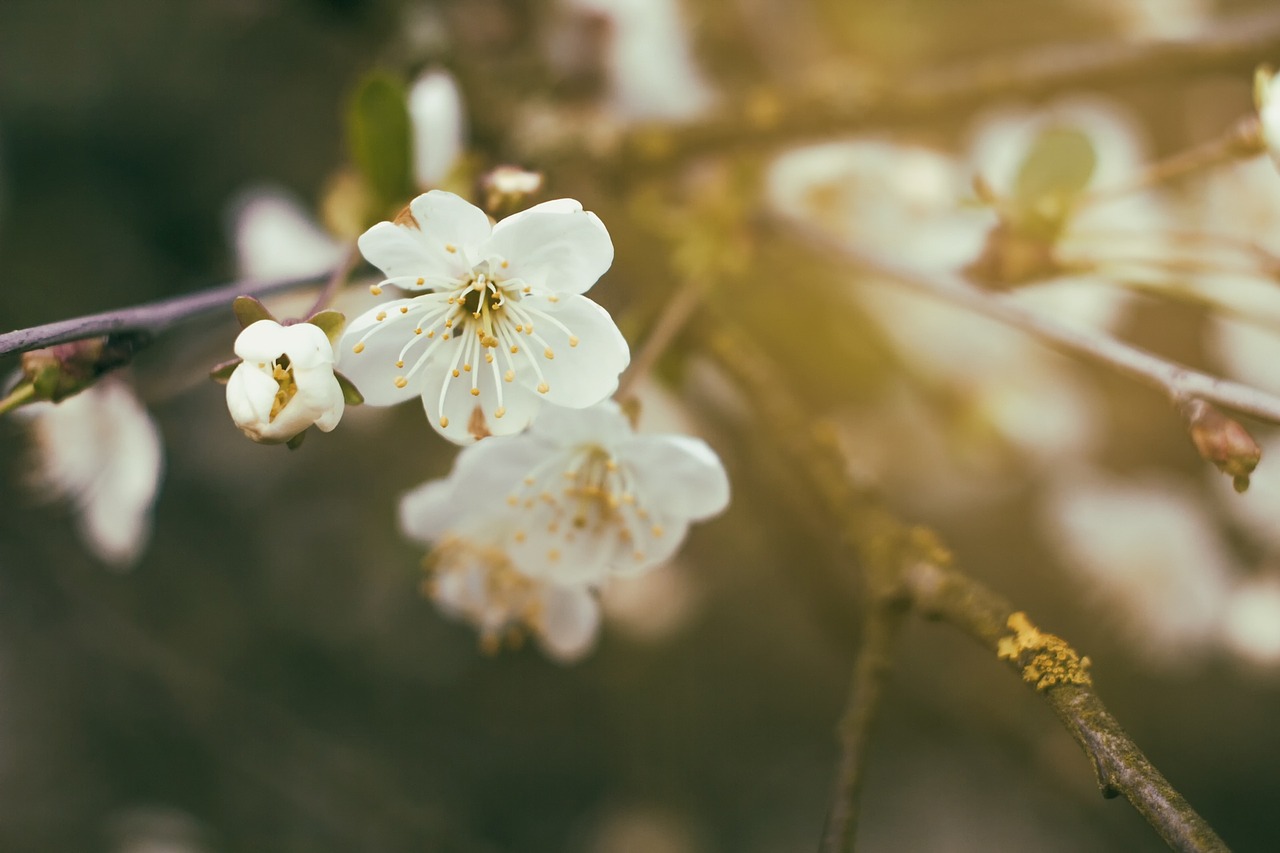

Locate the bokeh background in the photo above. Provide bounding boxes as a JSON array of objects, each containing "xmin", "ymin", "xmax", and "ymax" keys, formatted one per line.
[{"xmin": 3, "ymin": 0, "xmax": 1280, "ymax": 850}]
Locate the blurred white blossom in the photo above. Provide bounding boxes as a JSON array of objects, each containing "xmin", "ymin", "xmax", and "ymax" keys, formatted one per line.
[
  {"xmin": 1257, "ymin": 65, "xmax": 1280, "ymax": 169},
  {"xmin": 229, "ymin": 186, "xmax": 343, "ymax": 281},
  {"xmin": 339, "ymin": 191, "xmax": 628, "ymax": 444},
  {"xmin": 1220, "ymin": 576, "xmax": 1280, "ymax": 666},
  {"xmin": 562, "ymin": 0, "xmax": 715, "ymax": 121},
  {"xmin": 226, "ymin": 320, "xmax": 345, "ymax": 444},
  {"xmin": 1086, "ymin": 0, "xmax": 1211, "ymax": 42},
  {"xmin": 407, "ymin": 68, "xmax": 466, "ymax": 188},
  {"xmin": 1042, "ymin": 471, "xmax": 1232, "ymax": 664},
  {"xmin": 20, "ymin": 378, "xmax": 163, "ymax": 568},
  {"xmin": 399, "ymin": 401, "xmax": 728, "ymax": 658}
]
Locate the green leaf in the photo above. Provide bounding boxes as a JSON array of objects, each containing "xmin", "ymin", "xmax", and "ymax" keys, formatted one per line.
[
  {"xmin": 347, "ymin": 72, "xmax": 414, "ymax": 215},
  {"xmin": 307, "ymin": 310, "xmax": 347, "ymax": 346},
  {"xmin": 334, "ymin": 370, "xmax": 365, "ymax": 405},
  {"xmin": 1012, "ymin": 126, "xmax": 1097, "ymax": 236},
  {"xmin": 287, "ymin": 429, "xmax": 308, "ymax": 450},
  {"xmin": 233, "ymin": 296, "xmax": 275, "ymax": 329},
  {"xmin": 209, "ymin": 357, "xmax": 242, "ymax": 384}
]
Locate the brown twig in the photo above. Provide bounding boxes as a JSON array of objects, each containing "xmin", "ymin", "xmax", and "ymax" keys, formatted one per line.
[
  {"xmin": 905, "ymin": 561, "xmax": 1230, "ymax": 853},
  {"xmin": 0, "ymin": 272, "xmax": 325, "ymax": 358}
]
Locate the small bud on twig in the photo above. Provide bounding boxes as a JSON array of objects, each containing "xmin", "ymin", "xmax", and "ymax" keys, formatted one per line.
[
  {"xmin": 18, "ymin": 335, "xmax": 142, "ymax": 405},
  {"xmin": 1181, "ymin": 398, "xmax": 1262, "ymax": 493},
  {"xmin": 479, "ymin": 166, "xmax": 544, "ymax": 219}
]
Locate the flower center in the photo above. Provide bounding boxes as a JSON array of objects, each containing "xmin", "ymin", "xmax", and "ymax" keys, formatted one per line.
[{"xmin": 268, "ymin": 355, "xmax": 298, "ymax": 422}]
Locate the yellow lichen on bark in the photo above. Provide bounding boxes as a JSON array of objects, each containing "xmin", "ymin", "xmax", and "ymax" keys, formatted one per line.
[{"xmin": 996, "ymin": 611, "xmax": 1092, "ymax": 691}]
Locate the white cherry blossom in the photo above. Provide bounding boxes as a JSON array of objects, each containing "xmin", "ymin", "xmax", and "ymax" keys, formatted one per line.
[
  {"xmin": 226, "ymin": 319, "xmax": 345, "ymax": 444},
  {"xmin": 20, "ymin": 377, "xmax": 163, "ymax": 568},
  {"xmin": 338, "ymin": 191, "xmax": 629, "ymax": 444},
  {"xmin": 1257, "ymin": 66, "xmax": 1280, "ymax": 169}
]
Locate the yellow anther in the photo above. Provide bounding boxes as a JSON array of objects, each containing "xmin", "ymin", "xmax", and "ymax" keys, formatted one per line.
[
  {"xmin": 395, "ymin": 360, "xmax": 405, "ymax": 368},
  {"xmin": 501, "ymin": 260, "xmax": 509, "ymax": 268},
  {"xmin": 452, "ymin": 369, "xmax": 460, "ymax": 378},
  {"xmin": 445, "ymin": 244, "xmax": 457, "ymax": 253},
  {"xmin": 633, "ymin": 551, "xmax": 645, "ymax": 561},
  {"xmin": 504, "ymin": 370, "xmax": 515, "ymax": 383},
  {"xmin": 506, "ymin": 495, "xmax": 519, "ymax": 506},
  {"xmin": 442, "ymin": 332, "xmax": 451, "ymax": 340},
  {"xmin": 513, "ymin": 530, "xmax": 526, "ymax": 542},
  {"xmin": 544, "ymin": 348, "xmax": 555, "ymax": 359},
  {"xmin": 495, "ymin": 406, "xmax": 506, "ymax": 418},
  {"xmin": 537, "ymin": 382, "xmax": 549, "ymax": 394},
  {"xmin": 414, "ymin": 327, "xmax": 423, "ymax": 335},
  {"xmin": 440, "ymin": 416, "xmax": 450, "ymax": 428},
  {"xmin": 394, "ymin": 377, "xmax": 408, "ymax": 388},
  {"xmin": 569, "ymin": 336, "xmax": 580, "ymax": 347},
  {"xmin": 426, "ymin": 330, "xmax": 435, "ymax": 338},
  {"xmin": 416, "ymin": 277, "xmax": 424, "ymax": 285},
  {"xmin": 547, "ymin": 295, "xmax": 559, "ymax": 303},
  {"xmin": 470, "ymin": 387, "xmax": 480, "ymax": 397},
  {"xmin": 515, "ymin": 324, "xmax": 523, "ymax": 332},
  {"xmin": 463, "ymin": 363, "xmax": 472, "ymax": 372},
  {"xmin": 510, "ymin": 345, "xmax": 519, "ymax": 354},
  {"xmin": 548, "ymin": 549, "xmax": 561, "ymax": 561},
  {"xmin": 651, "ymin": 525, "xmax": 664, "ymax": 537},
  {"xmin": 376, "ymin": 311, "xmax": 387, "ymax": 321},
  {"xmin": 522, "ymin": 285, "xmax": 531, "ymax": 294},
  {"xmin": 485, "ymin": 352, "xmax": 494, "ymax": 364},
  {"xmin": 352, "ymin": 343, "xmax": 365, "ymax": 354},
  {"xmin": 400, "ymin": 306, "xmax": 409, "ymax": 314},
  {"xmin": 370, "ymin": 285, "xmax": 383, "ymax": 295}
]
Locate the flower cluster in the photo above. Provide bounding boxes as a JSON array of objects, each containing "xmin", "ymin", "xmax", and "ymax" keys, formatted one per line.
[{"xmin": 322, "ymin": 190, "xmax": 728, "ymax": 659}]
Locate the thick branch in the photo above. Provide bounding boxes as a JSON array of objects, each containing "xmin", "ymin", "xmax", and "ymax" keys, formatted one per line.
[
  {"xmin": 788, "ymin": 222, "xmax": 1280, "ymax": 426},
  {"xmin": 598, "ymin": 9, "xmax": 1280, "ymax": 172},
  {"xmin": 905, "ymin": 561, "xmax": 1230, "ymax": 853},
  {"xmin": 0, "ymin": 272, "xmax": 324, "ymax": 358}
]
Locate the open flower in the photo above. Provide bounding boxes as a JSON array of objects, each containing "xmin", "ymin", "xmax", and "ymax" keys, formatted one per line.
[
  {"xmin": 338, "ymin": 191, "xmax": 629, "ymax": 444},
  {"xmin": 226, "ymin": 319, "xmax": 345, "ymax": 444},
  {"xmin": 402, "ymin": 401, "xmax": 730, "ymax": 586}
]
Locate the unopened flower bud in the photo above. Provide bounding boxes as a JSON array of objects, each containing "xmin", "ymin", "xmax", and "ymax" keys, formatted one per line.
[
  {"xmin": 1182, "ymin": 398, "xmax": 1261, "ymax": 492},
  {"xmin": 20, "ymin": 335, "xmax": 141, "ymax": 403}
]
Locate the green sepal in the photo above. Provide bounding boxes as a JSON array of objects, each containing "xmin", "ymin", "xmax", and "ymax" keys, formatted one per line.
[
  {"xmin": 334, "ymin": 370, "xmax": 365, "ymax": 405},
  {"xmin": 307, "ymin": 310, "xmax": 347, "ymax": 346},
  {"xmin": 347, "ymin": 72, "xmax": 414, "ymax": 217},
  {"xmin": 286, "ymin": 429, "xmax": 308, "ymax": 450},
  {"xmin": 209, "ymin": 357, "xmax": 242, "ymax": 384},
  {"xmin": 233, "ymin": 296, "xmax": 275, "ymax": 329}
]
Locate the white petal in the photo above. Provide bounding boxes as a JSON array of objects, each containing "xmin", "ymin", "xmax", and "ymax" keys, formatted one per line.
[
  {"xmin": 225, "ymin": 363, "xmax": 278, "ymax": 428},
  {"xmin": 233, "ymin": 319, "xmax": 288, "ymax": 361},
  {"xmin": 357, "ymin": 191, "xmax": 491, "ymax": 285},
  {"xmin": 535, "ymin": 583, "xmax": 601, "ymax": 662},
  {"xmin": 398, "ymin": 478, "xmax": 460, "ymax": 543},
  {"xmin": 507, "ymin": 513, "xmax": 618, "ymax": 584},
  {"xmin": 486, "ymin": 200, "xmax": 614, "ymax": 295},
  {"xmin": 408, "ymin": 69, "xmax": 466, "ymax": 188},
  {"xmin": 418, "ymin": 343, "xmax": 544, "ymax": 444},
  {"xmin": 406, "ymin": 190, "xmax": 492, "ymax": 260},
  {"xmin": 230, "ymin": 186, "xmax": 343, "ymax": 280},
  {"xmin": 280, "ymin": 321, "xmax": 336, "ymax": 369},
  {"xmin": 291, "ymin": 365, "xmax": 345, "ymax": 432},
  {"xmin": 611, "ymin": 513, "xmax": 690, "ymax": 576},
  {"xmin": 528, "ymin": 399, "xmax": 633, "ymax": 448},
  {"xmin": 514, "ymin": 294, "xmax": 629, "ymax": 408},
  {"xmin": 620, "ymin": 435, "xmax": 730, "ymax": 521},
  {"xmin": 336, "ymin": 301, "xmax": 429, "ymax": 406}
]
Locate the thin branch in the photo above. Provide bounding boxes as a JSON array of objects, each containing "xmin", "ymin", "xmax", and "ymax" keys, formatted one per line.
[
  {"xmin": 0, "ymin": 272, "xmax": 325, "ymax": 358},
  {"xmin": 904, "ymin": 561, "xmax": 1230, "ymax": 853},
  {"xmin": 303, "ymin": 244, "xmax": 360, "ymax": 319},
  {"xmin": 784, "ymin": 220, "xmax": 1280, "ymax": 426},
  {"xmin": 821, "ymin": 598, "xmax": 909, "ymax": 853},
  {"xmin": 615, "ymin": 271, "xmax": 715, "ymax": 400}
]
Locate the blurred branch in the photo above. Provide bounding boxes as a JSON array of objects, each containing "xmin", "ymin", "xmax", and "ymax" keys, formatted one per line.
[
  {"xmin": 904, "ymin": 561, "xmax": 1230, "ymax": 853},
  {"xmin": 783, "ymin": 220, "xmax": 1280, "ymax": 426},
  {"xmin": 705, "ymin": 322, "xmax": 1228, "ymax": 853},
  {"xmin": 821, "ymin": 596, "xmax": 909, "ymax": 853},
  {"xmin": 596, "ymin": 8, "xmax": 1280, "ymax": 172},
  {"xmin": 0, "ymin": 272, "xmax": 326, "ymax": 358}
]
